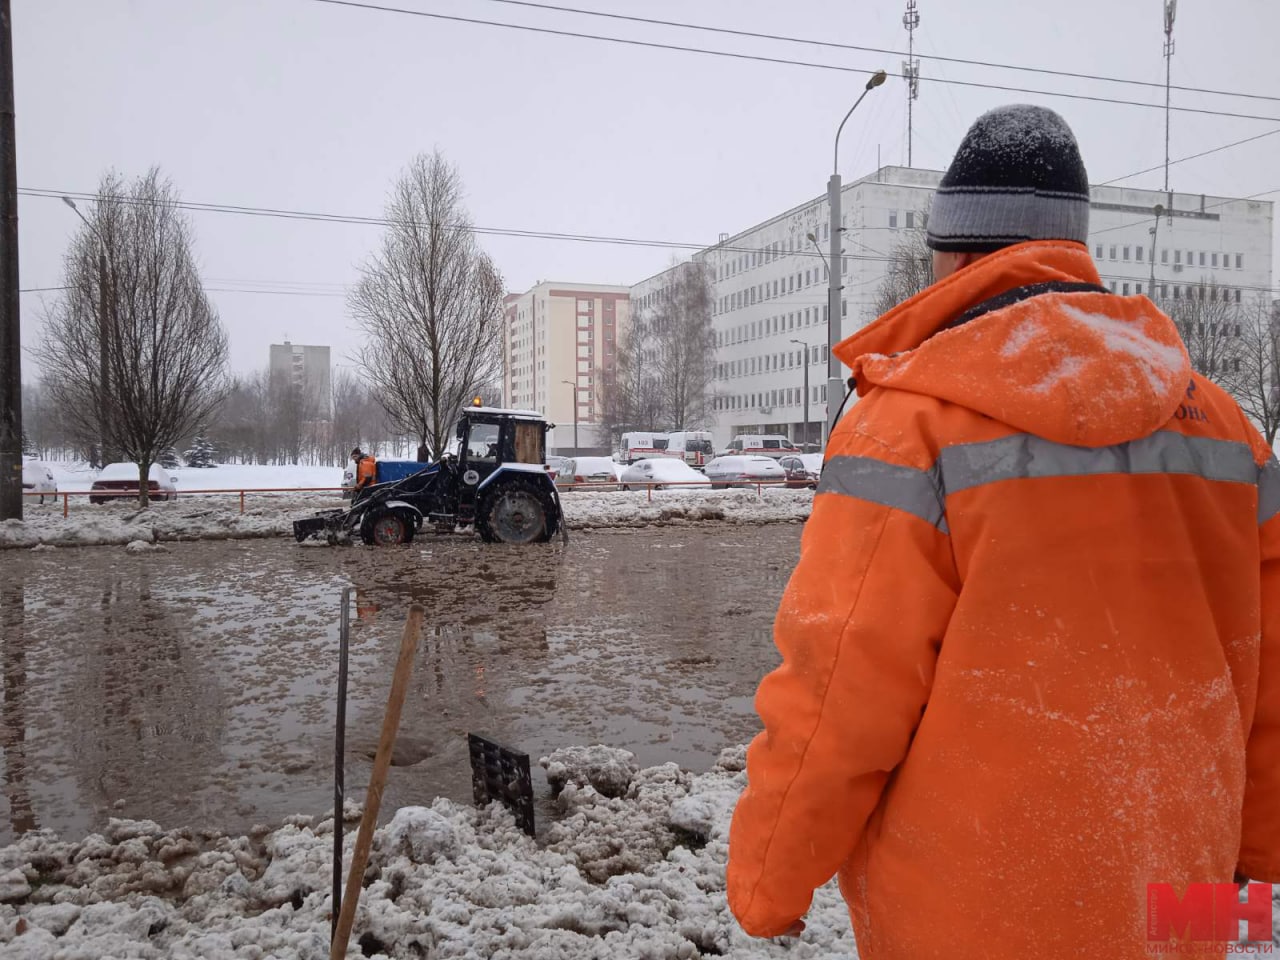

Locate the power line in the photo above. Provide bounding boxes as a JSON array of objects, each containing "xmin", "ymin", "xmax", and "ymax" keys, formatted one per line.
[
  {"xmin": 475, "ymin": 0, "xmax": 1280, "ymax": 105},
  {"xmin": 1100, "ymin": 128, "xmax": 1280, "ymax": 186},
  {"xmin": 303, "ymin": 0, "xmax": 1280, "ymax": 125}
]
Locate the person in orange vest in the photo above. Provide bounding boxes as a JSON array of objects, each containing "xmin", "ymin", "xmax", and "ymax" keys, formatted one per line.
[
  {"xmin": 727, "ymin": 104, "xmax": 1279, "ymax": 958},
  {"xmin": 350, "ymin": 447, "xmax": 377, "ymax": 502}
]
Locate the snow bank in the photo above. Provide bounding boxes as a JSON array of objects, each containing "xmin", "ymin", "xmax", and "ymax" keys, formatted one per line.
[
  {"xmin": 2, "ymin": 487, "xmax": 812, "ymax": 550},
  {"xmin": 0, "ymin": 748, "xmax": 860, "ymax": 959}
]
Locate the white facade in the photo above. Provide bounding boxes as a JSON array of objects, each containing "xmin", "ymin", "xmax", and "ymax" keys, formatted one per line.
[{"xmin": 694, "ymin": 166, "xmax": 1273, "ymax": 449}]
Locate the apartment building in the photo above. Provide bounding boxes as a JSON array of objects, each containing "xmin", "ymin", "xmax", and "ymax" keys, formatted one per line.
[
  {"xmin": 268, "ymin": 341, "xmax": 331, "ymax": 416},
  {"xmin": 502, "ymin": 282, "xmax": 631, "ymax": 451},
  {"xmin": 701, "ymin": 165, "xmax": 1273, "ymax": 449}
]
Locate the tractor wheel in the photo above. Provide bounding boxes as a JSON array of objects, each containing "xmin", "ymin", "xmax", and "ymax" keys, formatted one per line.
[
  {"xmin": 477, "ymin": 479, "xmax": 555, "ymax": 545},
  {"xmin": 360, "ymin": 509, "xmax": 416, "ymax": 546}
]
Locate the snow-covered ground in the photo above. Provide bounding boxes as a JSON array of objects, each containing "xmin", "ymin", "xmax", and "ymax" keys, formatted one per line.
[
  {"xmin": 3, "ymin": 468, "xmax": 812, "ymax": 550},
  {"xmin": 0, "ymin": 746, "xmax": 859, "ymax": 959},
  {"xmin": 45, "ymin": 461, "xmax": 344, "ymax": 494}
]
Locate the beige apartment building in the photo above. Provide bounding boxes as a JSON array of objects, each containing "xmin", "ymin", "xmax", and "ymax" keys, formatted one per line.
[{"xmin": 503, "ymin": 282, "xmax": 631, "ymax": 451}]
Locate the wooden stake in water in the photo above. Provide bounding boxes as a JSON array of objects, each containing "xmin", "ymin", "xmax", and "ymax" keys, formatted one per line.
[
  {"xmin": 330, "ymin": 587, "xmax": 351, "ymax": 941},
  {"xmin": 329, "ymin": 603, "xmax": 423, "ymax": 960}
]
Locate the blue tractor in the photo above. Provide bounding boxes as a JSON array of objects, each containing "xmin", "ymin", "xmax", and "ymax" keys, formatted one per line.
[{"xmin": 293, "ymin": 406, "xmax": 564, "ymax": 546}]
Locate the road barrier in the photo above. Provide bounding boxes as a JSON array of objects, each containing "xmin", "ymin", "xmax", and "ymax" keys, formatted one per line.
[{"xmin": 21, "ymin": 478, "xmax": 810, "ymax": 518}]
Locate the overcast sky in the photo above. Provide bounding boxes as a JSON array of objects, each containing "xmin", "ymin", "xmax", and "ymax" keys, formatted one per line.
[{"xmin": 16, "ymin": 0, "xmax": 1280, "ymax": 374}]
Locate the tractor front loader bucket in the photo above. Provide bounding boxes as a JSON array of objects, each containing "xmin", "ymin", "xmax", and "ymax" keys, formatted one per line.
[{"xmin": 293, "ymin": 509, "xmax": 348, "ymax": 543}]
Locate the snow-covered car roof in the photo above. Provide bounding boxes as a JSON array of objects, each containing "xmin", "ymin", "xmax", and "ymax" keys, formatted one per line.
[
  {"xmin": 568, "ymin": 457, "xmax": 617, "ymax": 472},
  {"xmin": 98, "ymin": 462, "xmax": 168, "ymax": 481},
  {"xmin": 623, "ymin": 459, "xmax": 707, "ymax": 481},
  {"xmin": 468, "ymin": 406, "xmax": 546, "ymax": 420},
  {"xmin": 707, "ymin": 455, "xmax": 782, "ymax": 468}
]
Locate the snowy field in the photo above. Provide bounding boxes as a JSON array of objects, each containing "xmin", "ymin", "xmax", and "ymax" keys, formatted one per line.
[
  {"xmin": 4, "ymin": 461, "xmax": 812, "ymax": 550},
  {"xmin": 0, "ymin": 747, "xmax": 861, "ymax": 960}
]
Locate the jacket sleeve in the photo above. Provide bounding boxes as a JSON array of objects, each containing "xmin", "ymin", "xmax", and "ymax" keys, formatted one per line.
[
  {"xmin": 726, "ymin": 424, "xmax": 960, "ymax": 938},
  {"xmin": 1240, "ymin": 453, "xmax": 1280, "ymax": 881}
]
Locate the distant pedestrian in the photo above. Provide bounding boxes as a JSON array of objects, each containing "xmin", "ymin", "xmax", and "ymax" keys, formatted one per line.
[
  {"xmin": 350, "ymin": 447, "xmax": 377, "ymax": 502},
  {"xmin": 727, "ymin": 104, "xmax": 1279, "ymax": 958}
]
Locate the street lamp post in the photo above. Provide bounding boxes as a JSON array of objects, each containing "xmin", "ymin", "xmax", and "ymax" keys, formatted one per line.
[
  {"xmin": 1149, "ymin": 203, "xmax": 1165, "ymax": 297},
  {"xmin": 826, "ymin": 69, "xmax": 887, "ymax": 446},
  {"xmin": 560, "ymin": 379, "xmax": 578, "ymax": 452},
  {"xmin": 789, "ymin": 338, "xmax": 810, "ymax": 450},
  {"xmin": 62, "ymin": 196, "xmax": 112, "ymax": 466}
]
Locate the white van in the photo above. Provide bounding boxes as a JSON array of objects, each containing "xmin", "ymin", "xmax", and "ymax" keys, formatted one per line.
[
  {"xmin": 665, "ymin": 431, "xmax": 716, "ymax": 467},
  {"xmin": 721, "ymin": 434, "xmax": 801, "ymax": 459},
  {"xmin": 619, "ymin": 432, "xmax": 670, "ymax": 464}
]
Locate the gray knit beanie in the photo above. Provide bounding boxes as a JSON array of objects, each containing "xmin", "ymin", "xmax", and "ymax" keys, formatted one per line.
[{"xmin": 926, "ymin": 104, "xmax": 1090, "ymax": 253}]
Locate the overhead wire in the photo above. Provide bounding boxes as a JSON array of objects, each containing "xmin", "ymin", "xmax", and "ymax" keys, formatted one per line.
[
  {"xmin": 472, "ymin": 0, "xmax": 1280, "ymax": 105},
  {"xmin": 303, "ymin": 0, "xmax": 1280, "ymax": 125}
]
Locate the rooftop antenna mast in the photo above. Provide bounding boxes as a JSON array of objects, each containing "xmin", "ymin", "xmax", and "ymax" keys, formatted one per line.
[
  {"xmin": 1163, "ymin": 0, "xmax": 1176, "ymax": 194},
  {"xmin": 903, "ymin": 0, "xmax": 921, "ymax": 167}
]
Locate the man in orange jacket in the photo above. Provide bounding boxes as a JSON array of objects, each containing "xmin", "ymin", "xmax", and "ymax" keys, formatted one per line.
[
  {"xmin": 727, "ymin": 104, "xmax": 1279, "ymax": 958},
  {"xmin": 351, "ymin": 447, "xmax": 377, "ymax": 502}
]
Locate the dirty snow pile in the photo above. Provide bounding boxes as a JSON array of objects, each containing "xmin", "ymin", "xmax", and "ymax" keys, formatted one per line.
[
  {"xmin": 1, "ymin": 488, "xmax": 812, "ymax": 550},
  {"xmin": 0, "ymin": 746, "xmax": 859, "ymax": 959}
]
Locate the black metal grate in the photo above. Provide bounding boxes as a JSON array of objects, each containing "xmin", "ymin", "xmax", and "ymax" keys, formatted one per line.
[{"xmin": 467, "ymin": 733, "xmax": 535, "ymax": 837}]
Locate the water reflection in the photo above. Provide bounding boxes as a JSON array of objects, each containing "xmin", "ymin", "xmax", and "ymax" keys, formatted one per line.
[{"xmin": 0, "ymin": 577, "xmax": 36, "ymax": 836}]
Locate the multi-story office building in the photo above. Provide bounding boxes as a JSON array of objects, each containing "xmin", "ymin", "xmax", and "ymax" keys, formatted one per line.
[
  {"xmin": 699, "ymin": 166, "xmax": 1273, "ymax": 449},
  {"xmin": 502, "ymin": 282, "xmax": 631, "ymax": 451}
]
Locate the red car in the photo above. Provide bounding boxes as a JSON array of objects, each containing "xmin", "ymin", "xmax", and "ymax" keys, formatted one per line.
[{"xmin": 778, "ymin": 454, "xmax": 823, "ymax": 489}]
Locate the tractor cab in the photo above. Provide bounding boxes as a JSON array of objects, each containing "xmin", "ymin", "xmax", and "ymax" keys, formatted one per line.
[{"xmin": 454, "ymin": 407, "xmax": 549, "ymax": 485}]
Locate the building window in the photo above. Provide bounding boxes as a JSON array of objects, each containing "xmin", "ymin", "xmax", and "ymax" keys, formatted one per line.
[
  {"xmin": 1123, "ymin": 246, "xmax": 1130, "ymax": 261},
  {"xmin": 841, "ymin": 299, "xmax": 848, "ymax": 317},
  {"xmin": 1095, "ymin": 244, "xmax": 1103, "ymax": 259},
  {"xmin": 1161, "ymin": 284, "xmax": 1168, "ymax": 298},
  {"xmin": 1212, "ymin": 253, "xmax": 1219, "ymax": 267},
  {"xmin": 1135, "ymin": 283, "xmax": 1143, "ymax": 296},
  {"xmin": 1122, "ymin": 282, "xmax": 1130, "ymax": 295},
  {"xmin": 1175, "ymin": 250, "xmax": 1182, "ymax": 264},
  {"xmin": 1109, "ymin": 246, "xmax": 1117, "ymax": 260},
  {"xmin": 905, "ymin": 211, "xmax": 915, "ymax": 229},
  {"xmin": 1235, "ymin": 289, "xmax": 1242, "ymax": 303},
  {"xmin": 1136, "ymin": 246, "xmax": 1144, "ymax": 262},
  {"xmin": 1161, "ymin": 249, "xmax": 1168, "ymax": 264},
  {"xmin": 1199, "ymin": 252, "xmax": 1206, "ymax": 266},
  {"xmin": 1236, "ymin": 254, "xmax": 1244, "ymax": 269},
  {"xmin": 889, "ymin": 211, "xmax": 898, "ymax": 228}
]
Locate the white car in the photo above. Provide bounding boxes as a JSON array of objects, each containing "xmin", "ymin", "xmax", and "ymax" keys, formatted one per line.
[
  {"xmin": 554, "ymin": 456, "xmax": 621, "ymax": 491},
  {"xmin": 22, "ymin": 460, "xmax": 57, "ymax": 504},
  {"xmin": 619, "ymin": 458, "xmax": 710, "ymax": 491},
  {"xmin": 90, "ymin": 462, "xmax": 180, "ymax": 504},
  {"xmin": 703, "ymin": 455, "xmax": 786, "ymax": 489}
]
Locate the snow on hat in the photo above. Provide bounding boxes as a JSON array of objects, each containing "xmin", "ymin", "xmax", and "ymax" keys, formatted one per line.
[{"xmin": 926, "ymin": 104, "xmax": 1090, "ymax": 253}]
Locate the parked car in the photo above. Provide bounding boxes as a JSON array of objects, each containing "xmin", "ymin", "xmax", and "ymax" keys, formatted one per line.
[
  {"xmin": 554, "ymin": 456, "xmax": 620, "ymax": 491},
  {"xmin": 544, "ymin": 455, "xmax": 569, "ymax": 481},
  {"xmin": 703, "ymin": 455, "xmax": 786, "ymax": 489},
  {"xmin": 341, "ymin": 461, "xmax": 356, "ymax": 499},
  {"xmin": 22, "ymin": 460, "xmax": 57, "ymax": 504},
  {"xmin": 664, "ymin": 431, "xmax": 716, "ymax": 467},
  {"xmin": 89, "ymin": 462, "xmax": 179, "ymax": 504},
  {"xmin": 721, "ymin": 434, "xmax": 801, "ymax": 459},
  {"xmin": 619, "ymin": 457, "xmax": 710, "ymax": 491},
  {"xmin": 779, "ymin": 453, "xmax": 824, "ymax": 489}
]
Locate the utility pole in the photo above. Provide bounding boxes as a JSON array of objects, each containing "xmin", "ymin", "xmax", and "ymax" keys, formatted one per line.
[
  {"xmin": 790, "ymin": 339, "xmax": 809, "ymax": 450},
  {"xmin": 1149, "ymin": 204, "xmax": 1164, "ymax": 298},
  {"xmin": 0, "ymin": 0, "xmax": 20, "ymax": 521},
  {"xmin": 1163, "ymin": 0, "xmax": 1177, "ymax": 194},
  {"xmin": 827, "ymin": 70, "xmax": 888, "ymax": 448},
  {"xmin": 903, "ymin": 0, "xmax": 921, "ymax": 168},
  {"xmin": 561, "ymin": 379, "xmax": 577, "ymax": 452}
]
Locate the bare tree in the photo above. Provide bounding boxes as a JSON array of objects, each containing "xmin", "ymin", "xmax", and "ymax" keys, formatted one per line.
[
  {"xmin": 1162, "ymin": 281, "xmax": 1245, "ymax": 394},
  {"xmin": 38, "ymin": 170, "xmax": 228, "ymax": 504},
  {"xmin": 351, "ymin": 152, "xmax": 504, "ymax": 459},
  {"xmin": 873, "ymin": 207, "xmax": 934, "ymax": 316},
  {"xmin": 596, "ymin": 316, "xmax": 662, "ymax": 448},
  {"xmin": 648, "ymin": 261, "xmax": 716, "ymax": 430},
  {"xmin": 1231, "ymin": 296, "xmax": 1280, "ymax": 446}
]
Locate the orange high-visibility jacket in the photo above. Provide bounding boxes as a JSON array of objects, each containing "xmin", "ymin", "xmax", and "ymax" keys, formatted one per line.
[
  {"xmin": 355, "ymin": 456, "xmax": 377, "ymax": 489},
  {"xmin": 727, "ymin": 241, "xmax": 1280, "ymax": 958}
]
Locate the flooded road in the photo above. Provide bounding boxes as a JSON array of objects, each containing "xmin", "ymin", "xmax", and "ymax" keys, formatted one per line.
[{"xmin": 0, "ymin": 526, "xmax": 801, "ymax": 845}]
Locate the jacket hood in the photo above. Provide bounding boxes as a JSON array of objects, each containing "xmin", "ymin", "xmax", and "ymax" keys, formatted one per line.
[{"xmin": 835, "ymin": 241, "xmax": 1192, "ymax": 448}]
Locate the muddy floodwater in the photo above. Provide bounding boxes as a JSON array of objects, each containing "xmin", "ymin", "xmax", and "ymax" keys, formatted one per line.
[{"xmin": 0, "ymin": 526, "xmax": 801, "ymax": 845}]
